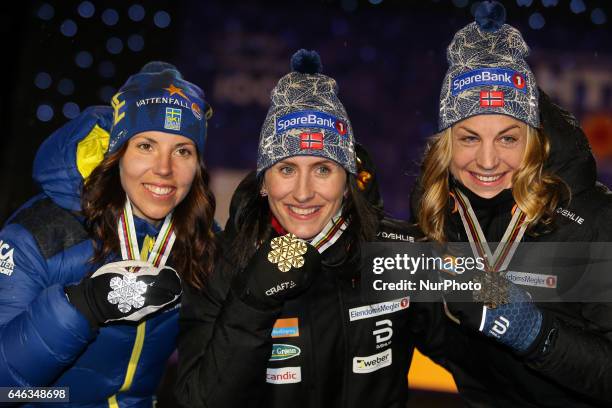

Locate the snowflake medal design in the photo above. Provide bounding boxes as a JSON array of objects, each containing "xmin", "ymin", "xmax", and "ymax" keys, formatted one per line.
[
  {"xmin": 107, "ymin": 273, "xmax": 148, "ymax": 313},
  {"xmin": 267, "ymin": 233, "xmax": 308, "ymax": 272},
  {"xmin": 473, "ymin": 271, "xmax": 510, "ymax": 309}
]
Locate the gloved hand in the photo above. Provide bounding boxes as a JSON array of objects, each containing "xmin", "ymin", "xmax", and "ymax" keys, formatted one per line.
[
  {"xmin": 443, "ymin": 269, "xmax": 543, "ymax": 353},
  {"xmin": 236, "ymin": 233, "xmax": 321, "ymax": 308},
  {"xmin": 65, "ymin": 260, "xmax": 182, "ymax": 328}
]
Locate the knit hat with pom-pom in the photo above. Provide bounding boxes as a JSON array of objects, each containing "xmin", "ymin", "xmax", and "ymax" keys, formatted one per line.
[
  {"xmin": 108, "ymin": 61, "xmax": 211, "ymax": 154},
  {"xmin": 438, "ymin": 0, "xmax": 539, "ymax": 131},
  {"xmin": 257, "ymin": 49, "xmax": 356, "ymax": 175}
]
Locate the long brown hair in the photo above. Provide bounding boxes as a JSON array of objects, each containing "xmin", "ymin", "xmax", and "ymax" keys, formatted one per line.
[
  {"xmin": 81, "ymin": 145, "xmax": 216, "ymax": 289},
  {"xmin": 417, "ymin": 126, "xmax": 568, "ymax": 242}
]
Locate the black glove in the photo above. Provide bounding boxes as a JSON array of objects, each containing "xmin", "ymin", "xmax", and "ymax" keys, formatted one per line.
[
  {"xmin": 66, "ymin": 260, "xmax": 182, "ymax": 328},
  {"xmin": 236, "ymin": 233, "xmax": 321, "ymax": 308}
]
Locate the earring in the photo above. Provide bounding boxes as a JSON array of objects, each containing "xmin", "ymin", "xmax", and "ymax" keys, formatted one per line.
[{"xmin": 260, "ymin": 189, "xmax": 268, "ymax": 197}]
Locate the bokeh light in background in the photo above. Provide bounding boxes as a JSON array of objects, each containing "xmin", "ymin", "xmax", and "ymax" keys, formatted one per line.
[
  {"xmin": 62, "ymin": 102, "xmax": 81, "ymax": 119},
  {"xmin": 101, "ymin": 8, "xmax": 119, "ymax": 26},
  {"xmin": 128, "ymin": 4, "xmax": 146, "ymax": 22},
  {"xmin": 60, "ymin": 19, "xmax": 77, "ymax": 37},
  {"xmin": 37, "ymin": 3, "xmax": 54, "ymax": 20},
  {"xmin": 34, "ymin": 72, "xmax": 52, "ymax": 89},
  {"xmin": 75, "ymin": 51, "xmax": 93, "ymax": 68},
  {"xmin": 57, "ymin": 78, "xmax": 75, "ymax": 96},
  {"xmin": 153, "ymin": 11, "xmax": 171, "ymax": 28},
  {"xmin": 570, "ymin": 0, "xmax": 586, "ymax": 14},
  {"xmin": 529, "ymin": 12, "xmax": 546, "ymax": 29},
  {"xmin": 591, "ymin": 8, "xmax": 607, "ymax": 25},
  {"xmin": 36, "ymin": 104, "xmax": 54, "ymax": 122},
  {"xmin": 127, "ymin": 34, "xmax": 145, "ymax": 52},
  {"xmin": 106, "ymin": 37, "xmax": 123, "ymax": 54},
  {"xmin": 5, "ymin": 0, "xmax": 612, "ymax": 227},
  {"xmin": 77, "ymin": 1, "xmax": 95, "ymax": 18}
]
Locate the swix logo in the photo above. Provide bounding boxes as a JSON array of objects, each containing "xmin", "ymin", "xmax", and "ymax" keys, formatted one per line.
[
  {"xmin": 0, "ymin": 240, "xmax": 15, "ymax": 276},
  {"xmin": 373, "ymin": 319, "xmax": 393, "ymax": 349},
  {"xmin": 489, "ymin": 316, "xmax": 510, "ymax": 338}
]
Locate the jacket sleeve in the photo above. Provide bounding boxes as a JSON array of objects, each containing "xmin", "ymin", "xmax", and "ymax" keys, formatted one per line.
[
  {"xmin": 524, "ymin": 223, "xmax": 612, "ymax": 403},
  {"xmin": 0, "ymin": 223, "xmax": 95, "ymax": 386},
  {"xmin": 524, "ymin": 305, "xmax": 612, "ymax": 403},
  {"xmin": 175, "ymin": 256, "xmax": 281, "ymax": 408}
]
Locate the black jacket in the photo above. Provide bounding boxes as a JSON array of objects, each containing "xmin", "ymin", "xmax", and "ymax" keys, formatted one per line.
[
  {"xmin": 418, "ymin": 92, "xmax": 612, "ymax": 407},
  {"xmin": 174, "ymin": 193, "xmax": 442, "ymax": 407}
]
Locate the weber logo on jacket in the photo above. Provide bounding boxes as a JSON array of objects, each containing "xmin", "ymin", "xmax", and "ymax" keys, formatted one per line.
[{"xmin": 353, "ymin": 349, "xmax": 392, "ymax": 374}]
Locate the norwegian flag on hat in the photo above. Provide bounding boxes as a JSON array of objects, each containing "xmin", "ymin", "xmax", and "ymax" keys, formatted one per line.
[
  {"xmin": 480, "ymin": 90, "xmax": 504, "ymax": 107},
  {"xmin": 299, "ymin": 132, "xmax": 324, "ymax": 150}
]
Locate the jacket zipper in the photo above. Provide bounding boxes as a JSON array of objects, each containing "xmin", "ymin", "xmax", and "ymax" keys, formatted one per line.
[
  {"xmin": 337, "ymin": 280, "xmax": 351, "ymax": 408},
  {"xmin": 107, "ymin": 320, "xmax": 147, "ymax": 407}
]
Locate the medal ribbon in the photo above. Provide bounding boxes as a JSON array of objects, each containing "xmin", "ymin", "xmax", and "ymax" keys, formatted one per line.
[
  {"xmin": 309, "ymin": 207, "xmax": 348, "ymax": 254},
  {"xmin": 117, "ymin": 198, "xmax": 176, "ymax": 267},
  {"xmin": 453, "ymin": 188, "xmax": 528, "ymax": 272}
]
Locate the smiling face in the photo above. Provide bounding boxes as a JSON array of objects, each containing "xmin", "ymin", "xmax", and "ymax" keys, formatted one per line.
[
  {"xmin": 450, "ymin": 114, "xmax": 528, "ymax": 199},
  {"xmin": 119, "ymin": 131, "xmax": 198, "ymax": 225},
  {"xmin": 263, "ymin": 156, "xmax": 347, "ymax": 240}
]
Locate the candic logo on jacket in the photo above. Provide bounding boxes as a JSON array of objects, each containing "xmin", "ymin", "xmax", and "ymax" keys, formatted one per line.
[
  {"xmin": 266, "ymin": 367, "xmax": 302, "ymax": 384},
  {"xmin": 0, "ymin": 240, "xmax": 15, "ymax": 276},
  {"xmin": 352, "ymin": 349, "xmax": 392, "ymax": 374}
]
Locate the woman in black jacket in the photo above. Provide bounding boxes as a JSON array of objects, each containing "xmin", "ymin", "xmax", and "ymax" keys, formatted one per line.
[
  {"xmin": 413, "ymin": 2, "xmax": 612, "ymax": 406},
  {"xmin": 175, "ymin": 50, "xmax": 437, "ymax": 408}
]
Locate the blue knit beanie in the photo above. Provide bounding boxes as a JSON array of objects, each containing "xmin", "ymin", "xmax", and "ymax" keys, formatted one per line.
[
  {"xmin": 109, "ymin": 61, "xmax": 211, "ymax": 154},
  {"xmin": 257, "ymin": 49, "xmax": 357, "ymax": 175},
  {"xmin": 438, "ymin": 1, "xmax": 539, "ymax": 131}
]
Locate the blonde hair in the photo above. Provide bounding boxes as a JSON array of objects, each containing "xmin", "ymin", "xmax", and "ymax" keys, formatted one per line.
[{"xmin": 417, "ymin": 126, "xmax": 568, "ymax": 242}]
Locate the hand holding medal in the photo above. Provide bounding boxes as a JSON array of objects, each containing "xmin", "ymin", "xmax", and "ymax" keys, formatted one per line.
[{"xmin": 65, "ymin": 260, "xmax": 181, "ymax": 327}]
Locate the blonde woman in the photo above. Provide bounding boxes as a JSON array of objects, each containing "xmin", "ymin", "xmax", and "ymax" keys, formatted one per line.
[{"xmin": 413, "ymin": 2, "xmax": 612, "ymax": 406}]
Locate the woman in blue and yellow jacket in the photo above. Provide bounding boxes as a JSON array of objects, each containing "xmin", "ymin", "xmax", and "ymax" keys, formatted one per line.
[{"xmin": 0, "ymin": 62, "xmax": 216, "ymax": 407}]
